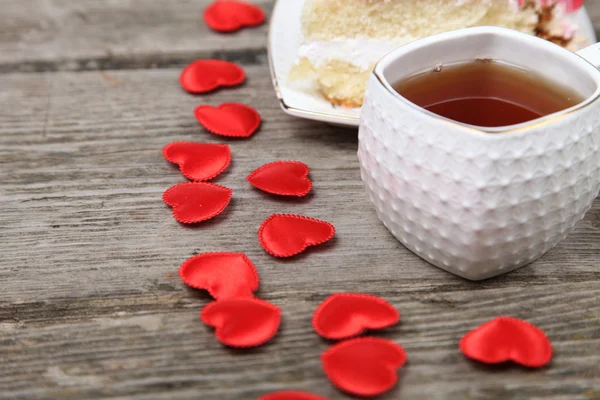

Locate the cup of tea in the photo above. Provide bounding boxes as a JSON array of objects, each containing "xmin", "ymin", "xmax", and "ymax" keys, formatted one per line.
[{"xmin": 358, "ymin": 26, "xmax": 600, "ymax": 280}]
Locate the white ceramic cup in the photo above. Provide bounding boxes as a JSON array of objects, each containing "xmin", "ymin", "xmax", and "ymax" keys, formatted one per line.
[{"xmin": 358, "ymin": 26, "xmax": 600, "ymax": 280}]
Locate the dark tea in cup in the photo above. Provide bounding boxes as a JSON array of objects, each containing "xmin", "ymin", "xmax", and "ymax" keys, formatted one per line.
[{"xmin": 393, "ymin": 60, "xmax": 584, "ymax": 128}]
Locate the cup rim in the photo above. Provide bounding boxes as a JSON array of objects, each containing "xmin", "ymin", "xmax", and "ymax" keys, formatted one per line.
[{"xmin": 372, "ymin": 26, "xmax": 600, "ymax": 136}]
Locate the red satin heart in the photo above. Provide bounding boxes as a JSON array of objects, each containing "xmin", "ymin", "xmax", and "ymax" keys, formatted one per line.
[
  {"xmin": 247, "ymin": 161, "xmax": 312, "ymax": 197},
  {"xmin": 201, "ymin": 298, "xmax": 281, "ymax": 348},
  {"xmin": 258, "ymin": 214, "xmax": 335, "ymax": 257},
  {"xmin": 180, "ymin": 60, "xmax": 245, "ymax": 94},
  {"xmin": 204, "ymin": 0, "xmax": 266, "ymax": 32},
  {"xmin": 313, "ymin": 293, "xmax": 399, "ymax": 340},
  {"xmin": 163, "ymin": 182, "xmax": 232, "ymax": 223},
  {"xmin": 258, "ymin": 391, "xmax": 330, "ymax": 400},
  {"xmin": 322, "ymin": 337, "xmax": 407, "ymax": 397},
  {"xmin": 163, "ymin": 142, "xmax": 231, "ymax": 181},
  {"xmin": 179, "ymin": 252, "xmax": 259, "ymax": 300},
  {"xmin": 195, "ymin": 103, "xmax": 261, "ymax": 138},
  {"xmin": 459, "ymin": 316, "xmax": 553, "ymax": 367}
]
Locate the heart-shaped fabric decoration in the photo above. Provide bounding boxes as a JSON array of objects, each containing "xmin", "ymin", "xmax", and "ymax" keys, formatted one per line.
[
  {"xmin": 459, "ymin": 316, "xmax": 552, "ymax": 367},
  {"xmin": 179, "ymin": 252, "xmax": 259, "ymax": 300},
  {"xmin": 247, "ymin": 161, "xmax": 312, "ymax": 197},
  {"xmin": 180, "ymin": 60, "xmax": 245, "ymax": 94},
  {"xmin": 321, "ymin": 337, "xmax": 407, "ymax": 397},
  {"xmin": 258, "ymin": 391, "xmax": 330, "ymax": 400},
  {"xmin": 204, "ymin": 0, "xmax": 266, "ymax": 32},
  {"xmin": 313, "ymin": 293, "xmax": 399, "ymax": 340},
  {"xmin": 195, "ymin": 103, "xmax": 261, "ymax": 138},
  {"xmin": 163, "ymin": 182, "xmax": 232, "ymax": 223},
  {"xmin": 163, "ymin": 142, "xmax": 231, "ymax": 181},
  {"xmin": 258, "ymin": 214, "xmax": 335, "ymax": 257},
  {"xmin": 201, "ymin": 298, "xmax": 281, "ymax": 348}
]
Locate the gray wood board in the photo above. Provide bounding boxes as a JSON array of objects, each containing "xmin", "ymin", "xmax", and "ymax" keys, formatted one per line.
[
  {"xmin": 0, "ymin": 0, "xmax": 275, "ymax": 72},
  {"xmin": 1, "ymin": 0, "xmax": 600, "ymax": 74},
  {"xmin": 2, "ymin": 0, "xmax": 600, "ymax": 398},
  {"xmin": 1, "ymin": 66, "xmax": 599, "ymax": 400}
]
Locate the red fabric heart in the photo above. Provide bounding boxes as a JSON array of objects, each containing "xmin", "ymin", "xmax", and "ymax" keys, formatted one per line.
[
  {"xmin": 313, "ymin": 293, "xmax": 399, "ymax": 340},
  {"xmin": 179, "ymin": 252, "xmax": 259, "ymax": 300},
  {"xmin": 201, "ymin": 298, "xmax": 281, "ymax": 348},
  {"xmin": 321, "ymin": 337, "xmax": 407, "ymax": 397},
  {"xmin": 180, "ymin": 60, "xmax": 245, "ymax": 94},
  {"xmin": 163, "ymin": 142, "xmax": 231, "ymax": 181},
  {"xmin": 459, "ymin": 316, "xmax": 553, "ymax": 367},
  {"xmin": 258, "ymin": 391, "xmax": 330, "ymax": 400},
  {"xmin": 195, "ymin": 103, "xmax": 261, "ymax": 138},
  {"xmin": 258, "ymin": 214, "xmax": 335, "ymax": 258},
  {"xmin": 247, "ymin": 161, "xmax": 312, "ymax": 197},
  {"xmin": 204, "ymin": 0, "xmax": 266, "ymax": 33},
  {"xmin": 163, "ymin": 182, "xmax": 232, "ymax": 223}
]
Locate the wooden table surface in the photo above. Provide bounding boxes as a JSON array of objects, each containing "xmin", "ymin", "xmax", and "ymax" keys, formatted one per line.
[{"xmin": 1, "ymin": 1, "xmax": 599, "ymax": 399}]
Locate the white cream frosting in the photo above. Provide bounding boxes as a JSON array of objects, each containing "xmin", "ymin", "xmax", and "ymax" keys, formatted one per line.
[{"xmin": 297, "ymin": 37, "xmax": 410, "ymax": 70}]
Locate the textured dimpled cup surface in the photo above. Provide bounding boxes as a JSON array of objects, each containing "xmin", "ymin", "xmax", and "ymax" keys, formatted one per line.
[{"xmin": 358, "ymin": 27, "xmax": 600, "ymax": 280}]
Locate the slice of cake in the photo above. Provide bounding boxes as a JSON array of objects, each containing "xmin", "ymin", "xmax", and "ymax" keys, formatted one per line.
[{"xmin": 290, "ymin": 0, "xmax": 583, "ymax": 108}]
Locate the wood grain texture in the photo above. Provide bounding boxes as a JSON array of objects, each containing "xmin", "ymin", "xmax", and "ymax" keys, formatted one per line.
[
  {"xmin": 0, "ymin": 0, "xmax": 599, "ymax": 73},
  {"xmin": 0, "ymin": 0, "xmax": 275, "ymax": 72},
  {"xmin": 1, "ymin": 1, "xmax": 600, "ymax": 399}
]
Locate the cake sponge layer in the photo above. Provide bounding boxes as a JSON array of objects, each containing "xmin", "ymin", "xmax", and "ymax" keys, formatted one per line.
[
  {"xmin": 290, "ymin": 58, "xmax": 371, "ymax": 108},
  {"xmin": 302, "ymin": 0, "xmax": 538, "ymax": 41}
]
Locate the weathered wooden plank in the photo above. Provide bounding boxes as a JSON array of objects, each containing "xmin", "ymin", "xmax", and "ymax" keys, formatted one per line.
[
  {"xmin": 0, "ymin": 66, "xmax": 599, "ymax": 399},
  {"xmin": 0, "ymin": 0, "xmax": 275, "ymax": 72},
  {"xmin": 2, "ymin": 0, "xmax": 599, "ymax": 73},
  {"xmin": 0, "ymin": 281, "xmax": 598, "ymax": 400}
]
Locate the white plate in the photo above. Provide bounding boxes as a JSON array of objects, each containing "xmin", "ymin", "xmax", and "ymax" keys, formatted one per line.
[{"xmin": 267, "ymin": 1, "xmax": 598, "ymax": 128}]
